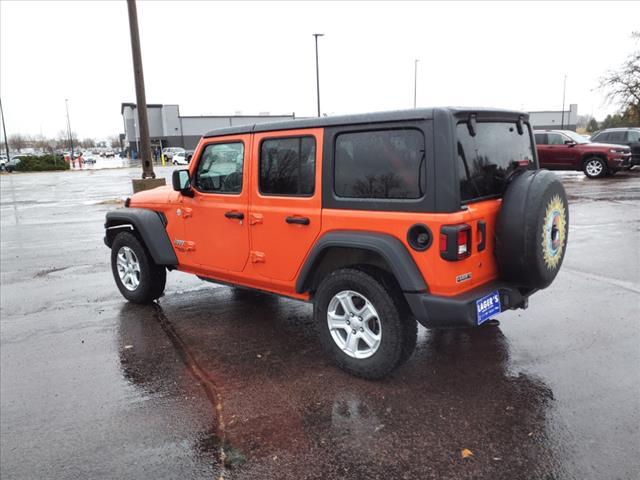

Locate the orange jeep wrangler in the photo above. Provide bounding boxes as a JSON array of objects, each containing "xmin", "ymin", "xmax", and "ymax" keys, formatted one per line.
[{"xmin": 105, "ymin": 108, "xmax": 569, "ymax": 379}]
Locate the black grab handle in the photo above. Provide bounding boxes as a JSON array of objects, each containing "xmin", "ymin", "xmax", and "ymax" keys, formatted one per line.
[
  {"xmin": 224, "ymin": 211, "xmax": 244, "ymax": 220},
  {"xmin": 285, "ymin": 216, "xmax": 310, "ymax": 226}
]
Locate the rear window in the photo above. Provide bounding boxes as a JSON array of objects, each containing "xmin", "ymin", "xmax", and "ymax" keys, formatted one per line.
[
  {"xmin": 334, "ymin": 128, "xmax": 425, "ymax": 199},
  {"xmin": 457, "ymin": 122, "xmax": 534, "ymax": 203}
]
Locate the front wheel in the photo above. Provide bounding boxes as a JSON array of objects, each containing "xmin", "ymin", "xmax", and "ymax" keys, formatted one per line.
[
  {"xmin": 583, "ymin": 157, "xmax": 607, "ymax": 179},
  {"xmin": 314, "ymin": 268, "xmax": 417, "ymax": 379},
  {"xmin": 111, "ymin": 231, "xmax": 166, "ymax": 304}
]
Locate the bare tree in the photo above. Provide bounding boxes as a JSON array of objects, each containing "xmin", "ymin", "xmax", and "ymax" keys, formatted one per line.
[
  {"xmin": 56, "ymin": 130, "xmax": 78, "ymax": 151},
  {"xmin": 108, "ymin": 135, "xmax": 121, "ymax": 149},
  {"xmin": 8, "ymin": 134, "xmax": 28, "ymax": 152},
  {"xmin": 599, "ymin": 31, "xmax": 640, "ymax": 124},
  {"xmin": 81, "ymin": 138, "xmax": 96, "ymax": 149},
  {"xmin": 33, "ymin": 134, "xmax": 55, "ymax": 153}
]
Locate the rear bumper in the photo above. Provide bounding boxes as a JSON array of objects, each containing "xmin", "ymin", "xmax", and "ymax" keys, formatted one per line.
[{"xmin": 404, "ymin": 282, "xmax": 536, "ymax": 329}]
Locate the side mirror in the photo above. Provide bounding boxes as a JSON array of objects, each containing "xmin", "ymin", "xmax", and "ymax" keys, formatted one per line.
[
  {"xmin": 564, "ymin": 140, "xmax": 576, "ymax": 146},
  {"xmin": 172, "ymin": 169, "xmax": 193, "ymax": 196}
]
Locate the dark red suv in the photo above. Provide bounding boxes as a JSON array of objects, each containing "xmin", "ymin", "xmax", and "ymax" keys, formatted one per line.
[{"xmin": 534, "ymin": 130, "xmax": 632, "ymax": 178}]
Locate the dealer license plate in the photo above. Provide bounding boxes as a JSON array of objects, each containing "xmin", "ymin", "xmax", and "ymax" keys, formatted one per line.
[{"xmin": 476, "ymin": 291, "xmax": 501, "ymax": 325}]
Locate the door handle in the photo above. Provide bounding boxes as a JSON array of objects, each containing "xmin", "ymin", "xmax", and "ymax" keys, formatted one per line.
[
  {"xmin": 285, "ymin": 216, "xmax": 310, "ymax": 226},
  {"xmin": 224, "ymin": 211, "xmax": 244, "ymax": 220}
]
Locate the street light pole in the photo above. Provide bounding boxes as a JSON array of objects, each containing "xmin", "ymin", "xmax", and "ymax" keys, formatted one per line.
[
  {"xmin": 0, "ymin": 98, "xmax": 10, "ymax": 162},
  {"xmin": 127, "ymin": 0, "xmax": 155, "ymax": 179},
  {"xmin": 413, "ymin": 59, "xmax": 419, "ymax": 108},
  {"xmin": 65, "ymin": 99, "xmax": 74, "ymax": 163},
  {"xmin": 313, "ymin": 33, "xmax": 324, "ymax": 117},
  {"xmin": 561, "ymin": 75, "xmax": 567, "ymax": 130}
]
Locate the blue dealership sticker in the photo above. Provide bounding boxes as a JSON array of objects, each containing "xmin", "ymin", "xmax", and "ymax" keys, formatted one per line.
[{"xmin": 476, "ymin": 291, "xmax": 501, "ymax": 325}]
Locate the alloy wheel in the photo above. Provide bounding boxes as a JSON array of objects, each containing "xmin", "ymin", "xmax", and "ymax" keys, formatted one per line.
[
  {"xmin": 327, "ymin": 290, "xmax": 382, "ymax": 359},
  {"xmin": 116, "ymin": 246, "xmax": 141, "ymax": 291}
]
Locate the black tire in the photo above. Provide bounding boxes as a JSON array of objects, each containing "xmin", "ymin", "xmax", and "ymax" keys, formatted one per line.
[
  {"xmin": 496, "ymin": 170, "xmax": 569, "ymax": 290},
  {"xmin": 314, "ymin": 268, "xmax": 417, "ymax": 379},
  {"xmin": 110, "ymin": 231, "xmax": 166, "ymax": 304},
  {"xmin": 583, "ymin": 157, "xmax": 607, "ymax": 179}
]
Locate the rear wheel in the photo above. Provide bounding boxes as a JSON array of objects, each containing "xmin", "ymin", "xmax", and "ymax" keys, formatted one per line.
[
  {"xmin": 314, "ymin": 268, "xmax": 417, "ymax": 379},
  {"xmin": 111, "ymin": 231, "xmax": 166, "ymax": 303},
  {"xmin": 583, "ymin": 157, "xmax": 607, "ymax": 178}
]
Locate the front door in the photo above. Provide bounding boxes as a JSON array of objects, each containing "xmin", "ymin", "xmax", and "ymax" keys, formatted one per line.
[
  {"xmin": 181, "ymin": 135, "xmax": 251, "ymax": 273},
  {"xmin": 545, "ymin": 132, "xmax": 574, "ymax": 169},
  {"xmin": 249, "ymin": 128, "xmax": 323, "ymax": 282}
]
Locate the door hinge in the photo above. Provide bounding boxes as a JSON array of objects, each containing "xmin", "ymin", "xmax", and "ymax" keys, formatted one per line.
[
  {"xmin": 249, "ymin": 213, "xmax": 263, "ymax": 225},
  {"xmin": 250, "ymin": 251, "xmax": 266, "ymax": 263},
  {"xmin": 176, "ymin": 207, "xmax": 193, "ymax": 219}
]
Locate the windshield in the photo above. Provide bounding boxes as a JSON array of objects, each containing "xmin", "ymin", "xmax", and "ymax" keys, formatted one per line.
[
  {"xmin": 457, "ymin": 122, "xmax": 535, "ymax": 203},
  {"xmin": 561, "ymin": 131, "xmax": 589, "ymax": 144}
]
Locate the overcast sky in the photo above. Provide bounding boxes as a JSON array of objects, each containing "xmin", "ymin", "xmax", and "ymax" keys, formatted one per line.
[{"xmin": 1, "ymin": 1, "xmax": 637, "ymax": 139}]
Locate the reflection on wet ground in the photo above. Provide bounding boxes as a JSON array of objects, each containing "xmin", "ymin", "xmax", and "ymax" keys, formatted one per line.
[
  {"xmin": 1, "ymin": 168, "xmax": 639, "ymax": 479},
  {"xmin": 116, "ymin": 289, "xmax": 559, "ymax": 479}
]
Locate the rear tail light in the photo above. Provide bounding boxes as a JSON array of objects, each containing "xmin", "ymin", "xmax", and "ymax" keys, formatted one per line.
[
  {"xmin": 457, "ymin": 229, "xmax": 469, "ymax": 256},
  {"xmin": 440, "ymin": 224, "xmax": 472, "ymax": 261}
]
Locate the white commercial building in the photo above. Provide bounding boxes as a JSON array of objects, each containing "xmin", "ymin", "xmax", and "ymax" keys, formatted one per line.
[
  {"xmin": 528, "ymin": 104, "xmax": 578, "ymax": 131},
  {"xmin": 121, "ymin": 103, "xmax": 295, "ymax": 152}
]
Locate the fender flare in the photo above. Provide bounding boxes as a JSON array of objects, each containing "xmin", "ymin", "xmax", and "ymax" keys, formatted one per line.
[
  {"xmin": 104, "ymin": 208, "xmax": 178, "ymax": 266},
  {"xmin": 295, "ymin": 231, "xmax": 427, "ymax": 294}
]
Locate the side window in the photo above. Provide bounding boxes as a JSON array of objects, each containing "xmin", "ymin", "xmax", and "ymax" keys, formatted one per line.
[
  {"xmin": 334, "ymin": 129, "xmax": 425, "ymax": 199},
  {"xmin": 609, "ymin": 131, "xmax": 626, "ymax": 143},
  {"xmin": 591, "ymin": 132, "xmax": 604, "ymax": 142},
  {"xmin": 627, "ymin": 130, "xmax": 640, "ymax": 142},
  {"xmin": 547, "ymin": 133, "xmax": 565, "ymax": 145},
  {"xmin": 534, "ymin": 133, "xmax": 547, "ymax": 144},
  {"xmin": 195, "ymin": 142, "xmax": 244, "ymax": 193},
  {"xmin": 259, "ymin": 137, "xmax": 316, "ymax": 196}
]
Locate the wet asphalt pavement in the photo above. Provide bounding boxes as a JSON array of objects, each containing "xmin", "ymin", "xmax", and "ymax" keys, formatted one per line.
[{"xmin": 1, "ymin": 165, "xmax": 639, "ymax": 480}]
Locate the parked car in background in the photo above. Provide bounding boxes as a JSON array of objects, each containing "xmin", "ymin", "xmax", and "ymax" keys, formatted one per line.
[
  {"xmin": 172, "ymin": 150, "xmax": 194, "ymax": 165},
  {"xmin": 5, "ymin": 155, "xmax": 28, "ymax": 172},
  {"xmin": 0, "ymin": 154, "xmax": 7, "ymax": 170},
  {"xmin": 82, "ymin": 153, "xmax": 97, "ymax": 165},
  {"xmin": 590, "ymin": 128, "xmax": 640, "ymax": 166},
  {"xmin": 162, "ymin": 147, "xmax": 185, "ymax": 161},
  {"xmin": 534, "ymin": 129, "xmax": 632, "ymax": 178}
]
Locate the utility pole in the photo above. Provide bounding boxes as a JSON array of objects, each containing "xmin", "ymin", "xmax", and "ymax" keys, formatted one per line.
[
  {"xmin": 413, "ymin": 59, "xmax": 419, "ymax": 108},
  {"xmin": 127, "ymin": 0, "xmax": 160, "ymax": 187},
  {"xmin": 561, "ymin": 75, "xmax": 567, "ymax": 130},
  {"xmin": 65, "ymin": 99, "xmax": 74, "ymax": 163},
  {"xmin": 313, "ymin": 33, "xmax": 324, "ymax": 117},
  {"xmin": 0, "ymin": 98, "xmax": 10, "ymax": 162}
]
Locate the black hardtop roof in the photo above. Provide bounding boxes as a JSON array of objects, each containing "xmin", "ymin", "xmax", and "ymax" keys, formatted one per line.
[{"xmin": 203, "ymin": 107, "xmax": 528, "ymax": 138}]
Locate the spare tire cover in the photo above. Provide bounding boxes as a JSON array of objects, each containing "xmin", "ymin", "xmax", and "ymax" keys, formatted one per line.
[{"xmin": 496, "ymin": 170, "xmax": 569, "ymax": 289}]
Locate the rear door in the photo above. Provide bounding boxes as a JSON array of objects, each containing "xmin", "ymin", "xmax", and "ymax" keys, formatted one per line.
[
  {"xmin": 248, "ymin": 128, "xmax": 323, "ymax": 281},
  {"xmin": 626, "ymin": 130, "xmax": 640, "ymax": 163},
  {"xmin": 534, "ymin": 132, "xmax": 550, "ymax": 165},
  {"xmin": 456, "ymin": 120, "xmax": 536, "ymax": 287}
]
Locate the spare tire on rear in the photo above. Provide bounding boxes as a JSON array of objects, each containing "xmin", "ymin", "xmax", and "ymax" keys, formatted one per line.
[{"xmin": 496, "ymin": 169, "xmax": 569, "ymax": 289}]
